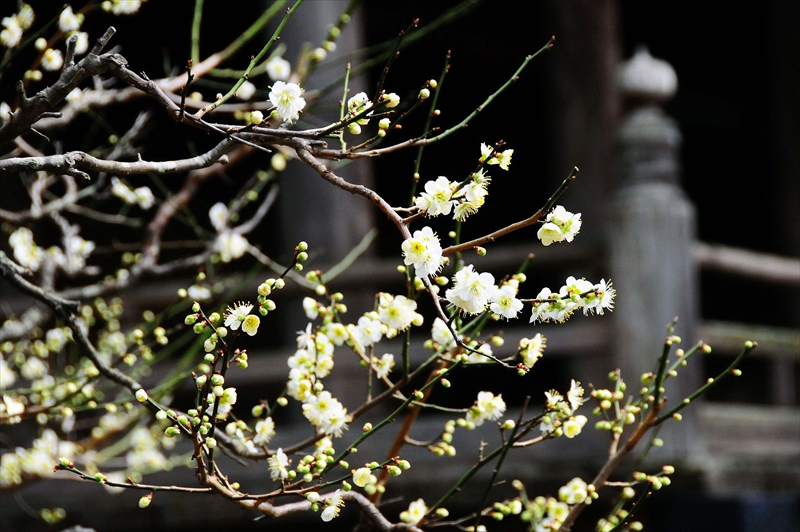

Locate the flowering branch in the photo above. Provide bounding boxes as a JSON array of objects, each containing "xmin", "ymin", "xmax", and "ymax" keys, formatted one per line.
[{"xmin": 441, "ymin": 166, "xmax": 578, "ymax": 256}]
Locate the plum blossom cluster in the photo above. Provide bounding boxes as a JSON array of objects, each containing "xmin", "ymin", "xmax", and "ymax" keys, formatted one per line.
[
  {"xmin": 540, "ymin": 380, "xmax": 588, "ymax": 439},
  {"xmin": 287, "ymin": 323, "xmax": 337, "ymax": 401},
  {"xmin": 537, "ymin": 205, "xmax": 582, "ymax": 246},
  {"xmin": 8, "ymin": 226, "xmax": 96, "ymax": 274},
  {"xmin": 1, "ymin": 3, "xmax": 33, "ymax": 48},
  {"xmin": 507, "ymin": 476, "xmax": 598, "ymax": 531},
  {"xmin": 465, "ymin": 391, "xmax": 507, "ymax": 427},
  {"xmin": 413, "ymin": 141, "xmax": 511, "ymax": 221},
  {"xmin": 0, "ymin": 429, "xmax": 78, "ymax": 487},
  {"xmin": 399, "ymin": 498, "xmax": 428, "ymax": 525},
  {"xmin": 110, "ymin": 177, "xmax": 155, "ymax": 210},
  {"xmin": 519, "ymin": 333, "xmax": 546, "ymax": 369},
  {"xmin": 530, "ymin": 276, "xmax": 615, "ymax": 324},
  {"xmin": 346, "ymin": 92, "xmax": 371, "ymax": 135},
  {"xmin": 102, "ymin": 0, "xmax": 145, "ymax": 16},
  {"xmin": 446, "ymin": 266, "xmax": 525, "ymax": 319},
  {"xmin": 479, "ymin": 142, "xmax": 514, "ymax": 170},
  {"xmin": 209, "ymin": 203, "xmax": 249, "ymax": 263},
  {"xmin": 414, "ymin": 170, "xmax": 491, "ymax": 222},
  {"xmin": 401, "ymin": 226, "xmax": 444, "ymax": 278}
]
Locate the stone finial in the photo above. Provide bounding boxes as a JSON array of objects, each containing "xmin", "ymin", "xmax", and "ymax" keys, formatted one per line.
[{"xmin": 617, "ymin": 46, "xmax": 678, "ymax": 103}]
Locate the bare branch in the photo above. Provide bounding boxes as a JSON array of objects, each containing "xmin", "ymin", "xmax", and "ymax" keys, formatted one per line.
[{"xmin": 0, "ymin": 138, "xmax": 236, "ymax": 178}]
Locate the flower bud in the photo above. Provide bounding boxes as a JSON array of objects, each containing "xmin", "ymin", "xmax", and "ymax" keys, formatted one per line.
[
  {"xmin": 419, "ymin": 88, "xmax": 430, "ymax": 100},
  {"xmin": 135, "ymin": 389, "xmax": 148, "ymax": 403},
  {"xmin": 139, "ymin": 493, "xmax": 153, "ymax": 508}
]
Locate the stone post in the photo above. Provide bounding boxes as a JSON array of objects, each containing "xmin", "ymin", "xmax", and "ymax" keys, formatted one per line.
[{"xmin": 609, "ymin": 47, "xmax": 701, "ymax": 457}]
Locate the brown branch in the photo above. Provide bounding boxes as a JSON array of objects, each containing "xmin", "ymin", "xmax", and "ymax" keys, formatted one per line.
[
  {"xmin": 0, "ymin": 29, "xmax": 120, "ymax": 148},
  {"xmin": 206, "ymin": 475, "xmax": 421, "ymax": 531},
  {"xmin": 556, "ymin": 404, "xmax": 663, "ymax": 532},
  {"xmin": 0, "ymin": 138, "xmax": 236, "ymax": 178}
]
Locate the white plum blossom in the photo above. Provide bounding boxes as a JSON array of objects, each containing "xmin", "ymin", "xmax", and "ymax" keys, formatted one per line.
[
  {"xmin": 303, "ymin": 297, "xmax": 320, "ymax": 320},
  {"xmin": 401, "ymin": 226, "xmax": 444, "ymax": 278},
  {"xmin": 323, "ymin": 322, "xmax": 348, "ymax": 346},
  {"xmin": 71, "ymin": 31, "xmax": 89, "ymax": 55},
  {"xmin": 215, "ymin": 231, "xmax": 249, "ymax": 263},
  {"xmin": 466, "ymin": 391, "xmax": 506, "ymax": 426},
  {"xmin": 111, "ymin": 177, "xmax": 136, "ymax": 203},
  {"xmin": 58, "ymin": 6, "xmax": 82, "ymax": 33},
  {"xmin": 41, "ymin": 49, "xmax": 64, "ymax": 71},
  {"xmin": 347, "ymin": 92, "xmax": 371, "ymax": 124},
  {"xmin": 466, "ymin": 342, "xmax": 494, "ymax": 364},
  {"xmin": 111, "ymin": 178, "xmax": 155, "ymax": 210},
  {"xmin": 216, "ymin": 387, "xmax": 238, "ymax": 417},
  {"xmin": 302, "ymin": 391, "xmax": 350, "ymax": 437},
  {"xmin": 268, "ymin": 448, "xmax": 289, "ymax": 481},
  {"xmin": 253, "ymin": 417, "xmax": 276, "ymax": 446},
  {"xmin": 352, "ymin": 467, "xmax": 372, "ymax": 487},
  {"xmin": 187, "ymin": 284, "xmax": 211, "ymax": 301},
  {"xmin": 489, "ymin": 284, "xmax": 523, "ymax": 319},
  {"xmin": 530, "ymin": 277, "xmax": 615, "ymax": 324},
  {"xmin": 479, "ymin": 143, "xmax": 513, "ymax": 170},
  {"xmin": 0, "ymin": 356, "xmax": 17, "ymax": 389},
  {"xmin": 321, "ymin": 490, "xmax": 345, "ymax": 522},
  {"xmin": 562, "ymin": 415, "xmax": 588, "ymax": 438},
  {"xmin": 415, "ymin": 176, "xmax": 456, "ymax": 217},
  {"xmin": 265, "ymin": 56, "xmax": 291, "ymax": 81},
  {"xmin": 445, "ymin": 265, "xmax": 496, "ymax": 315},
  {"xmin": 566, "ymin": 379, "xmax": 585, "ymax": 412},
  {"xmin": 490, "ymin": 148, "xmax": 513, "ymax": 170},
  {"xmin": 209, "ymin": 202, "xmax": 229, "ymax": 231},
  {"xmin": 519, "ymin": 333, "xmax": 546, "ymax": 368},
  {"xmin": 210, "ymin": 202, "xmax": 249, "ymax": 262},
  {"xmin": 381, "ymin": 92, "xmax": 400, "ymax": 107},
  {"xmin": 236, "ymin": 80, "xmax": 256, "ymax": 100},
  {"xmin": 479, "ymin": 143, "xmax": 494, "ymax": 163},
  {"xmin": 224, "ymin": 302, "xmax": 255, "ymax": 333},
  {"xmin": 452, "ymin": 170, "xmax": 490, "ymax": 221},
  {"xmin": 353, "ymin": 315, "xmax": 383, "ymax": 348},
  {"xmin": 372, "ymin": 353, "xmax": 395, "ymax": 379},
  {"xmin": 537, "ymin": 206, "xmax": 582, "ymax": 246},
  {"xmin": 378, "ymin": 294, "xmax": 420, "ymax": 331},
  {"xmin": 1, "ymin": 394, "xmax": 24, "ymax": 423},
  {"xmin": 134, "ymin": 186, "xmax": 155, "ymax": 209},
  {"xmin": 559, "ymin": 477, "xmax": 589, "ymax": 505},
  {"xmin": 582, "ymin": 278, "xmax": 615, "ymax": 315},
  {"xmin": 269, "ymin": 81, "xmax": 306, "ymax": 123},
  {"xmin": 537, "ymin": 222, "xmax": 563, "ymax": 246},
  {"xmin": 400, "ymin": 498, "xmax": 428, "ymax": 525},
  {"xmin": 431, "ymin": 317, "xmax": 457, "ymax": 348},
  {"xmin": 104, "ymin": 0, "xmax": 144, "ymax": 16},
  {"xmin": 1, "ymin": 16, "xmax": 22, "ymax": 48},
  {"xmin": 9, "ymin": 227, "xmax": 44, "ymax": 271}
]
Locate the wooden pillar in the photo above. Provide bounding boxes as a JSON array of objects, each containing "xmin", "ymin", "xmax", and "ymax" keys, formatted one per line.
[{"xmin": 609, "ymin": 47, "xmax": 701, "ymax": 456}]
